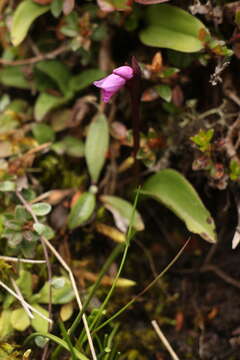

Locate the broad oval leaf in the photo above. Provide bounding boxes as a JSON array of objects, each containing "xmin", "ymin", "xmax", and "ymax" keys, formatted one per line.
[
  {"xmin": 100, "ymin": 195, "xmax": 144, "ymax": 232},
  {"xmin": 142, "ymin": 169, "xmax": 216, "ymax": 243},
  {"xmin": 33, "ymin": 223, "xmax": 55, "ymax": 239},
  {"xmin": 60, "ymin": 302, "xmax": 74, "ymax": 322},
  {"xmin": 0, "ymin": 181, "xmax": 16, "ymax": 192},
  {"xmin": 140, "ymin": 4, "xmax": 208, "ymax": 53},
  {"xmin": 52, "ymin": 136, "xmax": 84, "ymax": 157},
  {"xmin": 0, "ymin": 66, "xmax": 31, "ymax": 89},
  {"xmin": 36, "ymin": 61, "xmax": 71, "ymax": 95},
  {"xmin": 16, "ymin": 268, "xmax": 33, "ymax": 298},
  {"xmin": 85, "ymin": 114, "xmax": 109, "ymax": 183},
  {"xmin": 155, "ymin": 84, "xmax": 172, "ymax": 102},
  {"xmin": 31, "ymin": 277, "xmax": 74, "ymax": 304},
  {"xmin": 50, "ymin": 0, "xmax": 63, "ymax": 17},
  {"xmin": 0, "ymin": 310, "xmax": 13, "ymax": 339},
  {"xmin": 32, "ymin": 123, "xmax": 55, "ymax": 144},
  {"xmin": 11, "ymin": 308, "xmax": 30, "ymax": 331},
  {"xmin": 31, "ymin": 202, "xmax": 52, "ymax": 216},
  {"xmin": 69, "ymin": 69, "xmax": 106, "ymax": 92},
  {"xmin": 68, "ymin": 192, "xmax": 96, "ymax": 229},
  {"xmin": 11, "ymin": 0, "xmax": 50, "ymax": 46},
  {"xmin": 31, "ymin": 304, "xmax": 49, "ymax": 333},
  {"xmin": 34, "ymin": 335, "xmax": 49, "ymax": 348},
  {"xmin": 34, "ymin": 93, "xmax": 70, "ymax": 121}
]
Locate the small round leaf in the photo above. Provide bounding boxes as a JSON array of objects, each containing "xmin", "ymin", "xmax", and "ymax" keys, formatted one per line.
[{"xmin": 11, "ymin": 308, "xmax": 30, "ymax": 331}]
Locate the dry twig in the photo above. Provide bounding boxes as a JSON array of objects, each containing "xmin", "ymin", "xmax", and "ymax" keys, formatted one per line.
[
  {"xmin": 0, "ymin": 280, "xmax": 52, "ymax": 323},
  {"xmin": 11, "ymin": 278, "xmax": 34, "ymax": 319},
  {"xmin": 201, "ymin": 264, "xmax": 240, "ymax": 289},
  {"xmin": 0, "ymin": 256, "xmax": 46, "ymax": 264},
  {"xmin": 232, "ymin": 197, "xmax": 240, "ymax": 249},
  {"xmin": 151, "ymin": 320, "xmax": 180, "ymax": 360},
  {"xmin": 0, "ymin": 44, "xmax": 69, "ymax": 66},
  {"xmin": 224, "ymin": 116, "xmax": 240, "ymax": 163}
]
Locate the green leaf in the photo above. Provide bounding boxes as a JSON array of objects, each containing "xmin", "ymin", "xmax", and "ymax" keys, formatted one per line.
[
  {"xmin": 31, "ymin": 304, "xmax": 49, "ymax": 333},
  {"xmin": 36, "ymin": 61, "xmax": 71, "ymax": 95},
  {"xmin": 142, "ymin": 169, "xmax": 216, "ymax": 243},
  {"xmin": 0, "ymin": 342, "xmax": 22, "ymax": 357},
  {"xmin": 140, "ymin": 4, "xmax": 208, "ymax": 53},
  {"xmin": 100, "ymin": 195, "xmax": 144, "ymax": 232},
  {"xmin": 60, "ymin": 302, "xmax": 73, "ymax": 322},
  {"xmin": 32, "ymin": 123, "xmax": 55, "ymax": 144},
  {"xmin": 85, "ymin": 114, "xmax": 109, "ymax": 183},
  {"xmin": 230, "ymin": 160, "xmax": 240, "ymax": 181},
  {"xmin": 51, "ymin": 0, "xmax": 64, "ymax": 17},
  {"xmin": 155, "ymin": 84, "xmax": 172, "ymax": 102},
  {"xmin": 0, "ymin": 113, "xmax": 18, "ymax": 133},
  {"xmin": 0, "ymin": 181, "xmax": 16, "ymax": 192},
  {"xmin": 25, "ymin": 332, "xmax": 89, "ymax": 360},
  {"xmin": 115, "ymin": 278, "xmax": 136, "ymax": 287},
  {"xmin": 11, "ymin": 0, "xmax": 50, "ymax": 46},
  {"xmin": 31, "ymin": 203, "xmax": 52, "ymax": 216},
  {"xmin": 31, "ymin": 277, "xmax": 74, "ymax": 304},
  {"xmin": 11, "ymin": 308, "xmax": 30, "ymax": 331},
  {"xmin": 68, "ymin": 192, "xmax": 96, "ymax": 230},
  {"xmin": 64, "ymin": 137, "xmax": 85, "ymax": 157},
  {"xmin": 0, "ymin": 310, "xmax": 13, "ymax": 339},
  {"xmin": 16, "ymin": 268, "xmax": 33, "ymax": 298},
  {"xmin": 8, "ymin": 232, "xmax": 23, "ymax": 247},
  {"xmin": 52, "ymin": 136, "xmax": 84, "ymax": 157},
  {"xmin": 69, "ymin": 69, "xmax": 106, "ymax": 92},
  {"xmin": 33, "ymin": 223, "xmax": 55, "ymax": 240},
  {"xmin": 15, "ymin": 206, "xmax": 30, "ymax": 223},
  {"xmin": 34, "ymin": 93, "xmax": 71, "ymax": 121},
  {"xmin": 191, "ymin": 129, "xmax": 214, "ymax": 152},
  {"xmin": 35, "ymin": 335, "xmax": 49, "ymax": 348},
  {"xmin": 0, "ymin": 66, "xmax": 30, "ymax": 89},
  {"xmin": 7, "ymin": 99, "xmax": 29, "ymax": 113}
]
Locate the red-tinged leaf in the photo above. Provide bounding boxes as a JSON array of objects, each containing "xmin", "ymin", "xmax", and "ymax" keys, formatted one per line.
[
  {"xmin": 175, "ymin": 311, "xmax": 184, "ymax": 332},
  {"xmin": 198, "ymin": 27, "xmax": 209, "ymax": 41},
  {"xmin": 135, "ymin": 0, "xmax": 169, "ymax": 4},
  {"xmin": 141, "ymin": 88, "xmax": 159, "ymax": 102},
  {"xmin": 63, "ymin": 0, "xmax": 75, "ymax": 15},
  {"xmin": 172, "ymin": 85, "xmax": 184, "ymax": 107},
  {"xmin": 146, "ymin": 52, "xmax": 163, "ymax": 73}
]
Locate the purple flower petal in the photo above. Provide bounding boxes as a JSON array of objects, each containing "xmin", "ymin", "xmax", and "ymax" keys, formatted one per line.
[
  {"xmin": 93, "ymin": 77, "xmax": 108, "ymax": 88},
  {"xmin": 113, "ymin": 66, "xmax": 133, "ymax": 80},
  {"xmin": 93, "ymin": 66, "xmax": 134, "ymax": 103},
  {"xmin": 93, "ymin": 74, "xmax": 126, "ymax": 103},
  {"xmin": 99, "ymin": 74, "xmax": 125, "ymax": 91},
  {"xmin": 101, "ymin": 90, "xmax": 113, "ymax": 103}
]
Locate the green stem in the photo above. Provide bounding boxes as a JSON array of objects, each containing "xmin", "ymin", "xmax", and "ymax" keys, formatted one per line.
[
  {"xmin": 51, "ymin": 243, "xmax": 124, "ymax": 360},
  {"xmin": 68, "ymin": 242, "xmax": 124, "ymax": 336},
  {"xmin": 80, "ymin": 188, "xmax": 140, "ymax": 345},
  {"xmin": 92, "ymin": 237, "xmax": 190, "ymax": 334}
]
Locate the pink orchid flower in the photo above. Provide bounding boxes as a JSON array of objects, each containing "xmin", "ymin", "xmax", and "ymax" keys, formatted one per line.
[{"xmin": 93, "ymin": 66, "xmax": 134, "ymax": 103}]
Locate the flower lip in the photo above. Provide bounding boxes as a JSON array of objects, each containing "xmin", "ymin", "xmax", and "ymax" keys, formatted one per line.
[
  {"xmin": 112, "ymin": 66, "xmax": 134, "ymax": 80},
  {"xmin": 93, "ymin": 73, "xmax": 126, "ymax": 103},
  {"xmin": 93, "ymin": 74, "xmax": 125, "ymax": 91},
  {"xmin": 93, "ymin": 65, "xmax": 134, "ymax": 103}
]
